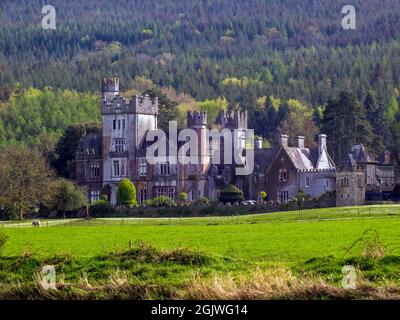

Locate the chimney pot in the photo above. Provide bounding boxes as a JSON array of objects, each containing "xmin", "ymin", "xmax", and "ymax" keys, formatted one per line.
[
  {"xmin": 279, "ymin": 134, "xmax": 289, "ymax": 147},
  {"xmin": 318, "ymin": 134, "xmax": 327, "ymax": 154},
  {"xmin": 255, "ymin": 137, "xmax": 263, "ymax": 150},
  {"xmin": 297, "ymin": 136, "xmax": 305, "ymax": 149}
]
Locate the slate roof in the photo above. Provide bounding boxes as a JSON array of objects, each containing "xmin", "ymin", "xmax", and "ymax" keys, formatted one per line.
[
  {"xmin": 281, "ymin": 146, "xmax": 335, "ymax": 171},
  {"xmin": 254, "ymin": 148, "xmax": 278, "ymax": 173},
  {"xmin": 350, "ymin": 144, "xmax": 374, "ymax": 162},
  {"xmin": 343, "ymin": 144, "xmax": 377, "ymax": 168},
  {"xmin": 76, "ymin": 133, "xmax": 102, "ymax": 158}
]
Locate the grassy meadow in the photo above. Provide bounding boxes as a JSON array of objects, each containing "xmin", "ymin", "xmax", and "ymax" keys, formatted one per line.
[{"xmin": 1, "ymin": 205, "xmax": 400, "ymax": 299}]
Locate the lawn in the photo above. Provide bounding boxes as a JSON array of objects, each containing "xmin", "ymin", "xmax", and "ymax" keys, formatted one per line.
[{"xmin": 1, "ymin": 205, "xmax": 400, "ymax": 299}]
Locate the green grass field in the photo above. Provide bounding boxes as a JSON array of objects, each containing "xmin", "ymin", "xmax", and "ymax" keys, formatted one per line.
[{"xmin": 1, "ymin": 205, "xmax": 400, "ymax": 299}]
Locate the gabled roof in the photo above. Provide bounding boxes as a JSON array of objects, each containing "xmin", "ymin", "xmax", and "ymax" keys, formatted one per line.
[
  {"xmin": 253, "ymin": 148, "xmax": 277, "ymax": 173},
  {"xmin": 271, "ymin": 145, "xmax": 335, "ymax": 172},
  {"xmin": 350, "ymin": 144, "xmax": 374, "ymax": 162},
  {"xmin": 285, "ymin": 147, "xmax": 315, "ymax": 170}
]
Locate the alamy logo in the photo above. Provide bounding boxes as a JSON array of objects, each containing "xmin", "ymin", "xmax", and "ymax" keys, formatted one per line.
[
  {"xmin": 40, "ymin": 265, "xmax": 57, "ymax": 290},
  {"xmin": 341, "ymin": 265, "xmax": 357, "ymax": 289},
  {"xmin": 41, "ymin": 5, "xmax": 56, "ymax": 30},
  {"xmin": 145, "ymin": 121, "xmax": 254, "ymax": 176},
  {"xmin": 342, "ymin": 5, "xmax": 356, "ymax": 30}
]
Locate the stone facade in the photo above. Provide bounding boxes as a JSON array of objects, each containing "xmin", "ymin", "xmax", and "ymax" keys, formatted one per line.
[
  {"xmin": 76, "ymin": 78, "xmax": 249, "ymax": 205},
  {"xmin": 336, "ymin": 169, "xmax": 365, "ymax": 206},
  {"xmin": 255, "ymin": 134, "xmax": 336, "ymax": 202}
]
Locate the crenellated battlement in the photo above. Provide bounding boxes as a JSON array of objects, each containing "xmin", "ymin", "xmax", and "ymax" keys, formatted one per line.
[
  {"xmin": 102, "ymin": 77, "xmax": 119, "ymax": 93},
  {"xmin": 131, "ymin": 94, "xmax": 158, "ymax": 115},
  {"xmin": 219, "ymin": 110, "xmax": 248, "ymax": 129},
  {"xmin": 101, "ymin": 93, "xmax": 131, "ymax": 114},
  {"xmin": 188, "ymin": 111, "xmax": 207, "ymax": 126}
]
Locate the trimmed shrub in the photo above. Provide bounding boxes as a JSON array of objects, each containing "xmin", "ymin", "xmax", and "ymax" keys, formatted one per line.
[
  {"xmin": 116, "ymin": 179, "xmax": 137, "ymax": 206},
  {"xmin": 218, "ymin": 184, "xmax": 244, "ymax": 204},
  {"xmin": 145, "ymin": 196, "xmax": 176, "ymax": 207},
  {"xmin": 194, "ymin": 197, "xmax": 210, "ymax": 206},
  {"xmin": 179, "ymin": 192, "xmax": 188, "ymax": 202}
]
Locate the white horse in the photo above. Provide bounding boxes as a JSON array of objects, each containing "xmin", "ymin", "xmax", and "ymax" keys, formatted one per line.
[{"xmin": 32, "ymin": 220, "xmax": 41, "ymax": 227}]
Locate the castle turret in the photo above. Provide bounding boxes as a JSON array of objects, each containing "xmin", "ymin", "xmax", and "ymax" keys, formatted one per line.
[
  {"xmin": 102, "ymin": 77, "xmax": 120, "ymax": 101},
  {"xmin": 187, "ymin": 111, "xmax": 209, "ymax": 174},
  {"xmin": 219, "ymin": 110, "xmax": 248, "ymax": 130},
  {"xmin": 188, "ymin": 111, "xmax": 207, "ymax": 127}
]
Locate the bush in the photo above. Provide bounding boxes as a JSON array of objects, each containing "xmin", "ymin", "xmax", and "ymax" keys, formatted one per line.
[
  {"xmin": 145, "ymin": 196, "xmax": 176, "ymax": 207},
  {"xmin": 90, "ymin": 202, "xmax": 115, "ymax": 217},
  {"xmin": 218, "ymin": 184, "xmax": 244, "ymax": 204},
  {"xmin": 259, "ymin": 191, "xmax": 267, "ymax": 201},
  {"xmin": 179, "ymin": 192, "xmax": 188, "ymax": 202},
  {"xmin": 0, "ymin": 230, "xmax": 8, "ymax": 255},
  {"xmin": 116, "ymin": 179, "xmax": 137, "ymax": 206},
  {"xmin": 194, "ymin": 197, "xmax": 210, "ymax": 206}
]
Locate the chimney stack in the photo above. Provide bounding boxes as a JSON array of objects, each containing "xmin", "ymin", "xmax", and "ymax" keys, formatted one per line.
[
  {"xmin": 297, "ymin": 136, "xmax": 305, "ymax": 149},
  {"xmin": 318, "ymin": 134, "xmax": 327, "ymax": 154},
  {"xmin": 255, "ymin": 137, "xmax": 263, "ymax": 150},
  {"xmin": 384, "ymin": 150, "xmax": 391, "ymax": 165},
  {"xmin": 279, "ymin": 134, "xmax": 289, "ymax": 148}
]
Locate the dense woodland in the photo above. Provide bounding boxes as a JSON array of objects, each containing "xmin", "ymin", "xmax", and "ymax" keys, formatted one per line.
[{"xmin": 0, "ymin": 0, "xmax": 400, "ymax": 164}]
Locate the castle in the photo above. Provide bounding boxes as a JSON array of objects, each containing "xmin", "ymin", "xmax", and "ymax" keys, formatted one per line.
[
  {"xmin": 75, "ymin": 78, "xmax": 399, "ymax": 207},
  {"xmin": 76, "ymin": 78, "xmax": 249, "ymax": 205}
]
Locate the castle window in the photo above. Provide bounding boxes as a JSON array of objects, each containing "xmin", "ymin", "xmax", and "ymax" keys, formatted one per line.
[
  {"xmin": 160, "ymin": 162, "xmax": 170, "ymax": 176},
  {"xmin": 279, "ymin": 169, "xmax": 287, "ymax": 182},
  {"xmin": 139, "ymin": 189, "xmax": 147, "ymax": 204},
  {"xmin": 117, "ymin": 120, "xmax": 121, "ymax": 130},
  {"xmin": 121, "ymin": 161, "xmax": 125, "ymax": 176},
  {"xmin": 114, "ymin": 138, "xmax": 125, "ymax": 153},
  {"xmin": 156, "ymin": 187, "xmax": 175, "ymax": 200},
  {"xmin": 113, "ymin": 160, "xmax": 120, "ymax": 176},
  {"xmin": 325, "ymin": 179, "xmax": 329, "ymax": 189},
  {"xmin": 90, "ymin": 163, "xmax": 100, "ymax": 179},
  {"xmin": 113, "ymin": 119, "xmax": 116, "ymax": 130},
  {"xmin": 305, "ymin": 176, "xmax": 310, "ymax": 188},
  {"xmin": 122, "ymin": 119, "xmax": 126, "ymax": 130},
  {"xmin": 278, "ymin": 190, "xmax": 289, "ymax": 202},
  {"xmin": 341, "ymin": 178, "xmax": 349, "ymax": 187},
  {"xmin": 139, "ymin": 159, "xmax": 147, "ymax": 176},
  {"xmin": 90, "ymin": 190, "xmax": 100, "ymax": 204}
]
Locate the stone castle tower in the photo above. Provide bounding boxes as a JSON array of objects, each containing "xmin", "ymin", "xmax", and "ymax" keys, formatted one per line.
[{"xmin": 101, "ymin": 77, "xmax": 158, "ymax": 204}]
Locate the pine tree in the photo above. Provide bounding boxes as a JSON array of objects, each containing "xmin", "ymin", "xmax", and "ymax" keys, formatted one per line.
[
  {"xmin": 322, "ymin": 91, "xmax": 375, "ymax": 163},
  {"xmin": 364, "ymin": 92, "xmax": 386, "ymax": 156}
]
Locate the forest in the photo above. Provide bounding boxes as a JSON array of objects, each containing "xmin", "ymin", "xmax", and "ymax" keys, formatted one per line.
[{"xmin": 0, "ymin": 0, "xmax": 400, "ymax": 163}]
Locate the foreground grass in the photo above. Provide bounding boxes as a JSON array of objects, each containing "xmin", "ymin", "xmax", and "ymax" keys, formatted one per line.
[{"xmin": 1, "ymin": 205, "xmax": 400, "ymax": 299}]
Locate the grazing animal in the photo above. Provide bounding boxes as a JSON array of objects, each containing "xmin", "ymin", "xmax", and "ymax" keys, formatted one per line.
[{"xmin": 32, "ymin": 220, "xmax": 41, "ymax": 227}]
